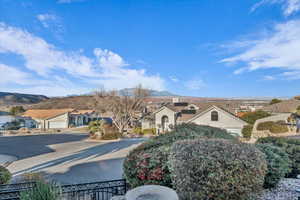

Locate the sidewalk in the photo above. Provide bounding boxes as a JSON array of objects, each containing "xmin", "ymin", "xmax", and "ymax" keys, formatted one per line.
[{"xmin": 0, "ymin": 154, "xmax": 17, "ymax": 167}]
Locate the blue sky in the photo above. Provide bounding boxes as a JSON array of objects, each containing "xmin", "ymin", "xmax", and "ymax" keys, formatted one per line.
[{"xmin": 0, "ymin": 0, "xmax": 300, "ymax": 97}]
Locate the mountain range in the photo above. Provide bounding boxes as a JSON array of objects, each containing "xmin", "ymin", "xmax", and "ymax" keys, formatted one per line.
[
  {"xmin": 118, "ymin": 88, "xmax": 178, "ymax": 97},
  {"xmin": 0, "ymin": 92, "xmax": 48, "ymax": 105}
]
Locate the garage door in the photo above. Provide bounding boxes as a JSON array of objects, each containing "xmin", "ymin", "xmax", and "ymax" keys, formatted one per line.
[
  {"xmin": 226, "ymin": 128, "xmax": 242, "ymax": 136},
  {"xmin": 49, "ymin": 121, "xmax": 67, "ymax": 129}
]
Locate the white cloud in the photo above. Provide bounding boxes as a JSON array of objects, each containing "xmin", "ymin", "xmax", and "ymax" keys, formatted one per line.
[
  {"xmin": 263, "ymin": 75, "xmax": 276, "ymax": 80},
  {"xmin": 0, "ymin": 22, "xmax": 165, "ymax": 95},
  {"xmin": 37, "ymin": 14, "xmax": 58, "ymax": 28},
  {"xmin": 252, "ymin": 0, "xmax": 300, "ymax": 16},
  {"xmin": 169, "ymin": 76, "xmax": 179, "ymax": 82},
  {"xmin": 0, "ymin": 64, "xmax": 32, "ymax": 85},
  {"xmin": 37, "ymin": 14, "xmax": 64, "ymax": 41},
  {"xmin": 92, "ymin": 48, "xmax": 165, "ymax": 91},
  {"xmin": 221, "ymin": 20, "xmax": 300, "ymax": 79},
  {"xmin": 57, "ymin": 0, "xmax": 85, "ymax": 3},
  {"xmin": 184, "ymin": 79, "xmax": 205, "ymax": 90}
]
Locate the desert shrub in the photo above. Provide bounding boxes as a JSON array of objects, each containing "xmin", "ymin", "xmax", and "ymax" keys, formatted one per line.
[
  {"xmin": 142, "ymin": 128, "xmax": 156, "ymax": 135},
  {"xmin": 269, "ymin": 123, "xmax": 289, "ymax": 133},
  {"xmin": 132, "ymin": 127, "xmax": 142, "ymax": 135},
  {"xmin": 257, "ymin": 137, "xmax": 300, "ymax": 178},
  {"xmin": 21, "ymin": 172, "xmax": 45, "ymax": 182},
  {"xmin": 257, "ymin": 121, "xmax": 275, "ymax": 131},
  {"xmin": 88, "ymin": 120, "xmax": 107, "ymax": 134},
  {"xmin": 242, "ymin": 125, "xmax": 253, "ymax": 138},
  {"xmin": 255, "ymin": 144, "xmax": 291, "ymax": 188},
  {"xmin": 269, "ymin": 98, "xmax": 282, "ymax": 105},
  {"xmin": 123, "ymin": 123, "xmax": 237, "ymax": 188},
  {"xmin": 169, "ymin": 139, "xmax": 267, "ymax": 200},
  {"xmin": 241, "ymin": 110, "xmax": 271, "ymax": 124},
  {"xmin": 20, "ymin": 181, "xmax": 62, "ymax": 200},
  {"xmin": 257, "ymin": 121, "xmax": 288, "ymax": 134},
  {"xmin": 0, "ymin": 166, "xmax": 11, "ymax": 184},
  {"xmin": 101, "ymin": 132, "xmax": 122, "ymax": 140},
  {"xmin": 89, "ymin": 120, "xmax": 121, "ymax": 140}
]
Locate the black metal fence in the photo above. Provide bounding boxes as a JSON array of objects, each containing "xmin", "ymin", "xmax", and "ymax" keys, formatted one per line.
[{"xmin": 0, "ymin": 179, "xmax": 127, "ymax": 200}]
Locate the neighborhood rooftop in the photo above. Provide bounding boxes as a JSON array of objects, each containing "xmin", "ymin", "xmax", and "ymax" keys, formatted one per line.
[{"xmin": 23, "ymin": 109, "xmax": 74, "ymax": 120}]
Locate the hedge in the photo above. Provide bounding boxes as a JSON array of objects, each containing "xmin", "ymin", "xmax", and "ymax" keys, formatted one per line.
[
  {"xmin": 242, "ymin": 125, "xmax": 253, "ymax": 138},
  {"xmin": 0, "ymin": 166, "xmax": 11, "ymax": 184},
  {"xmin": 123, "ymin": 123, "xmax": 237, "ymax": 188},
  {"xmin": 255, "ymin": 144, "xmax": 291, "ymax": 188},
  {"xmin": 256, "ymin": 137, "xmax": 300, "ymax": 178},
  {"xmin": 169, "ymin": 139, "xmax": 267, "ymax": 200}
]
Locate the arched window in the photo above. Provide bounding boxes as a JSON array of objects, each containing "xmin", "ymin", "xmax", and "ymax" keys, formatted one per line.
[{"xmin": 211, "ymin": 111, "xmax": 219, "ymax": 121}]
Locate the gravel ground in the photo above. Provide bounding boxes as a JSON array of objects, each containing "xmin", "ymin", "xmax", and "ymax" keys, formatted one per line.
[{"xmin": 257, "ymin": 178, "xmax": 300, "ymax": 200}]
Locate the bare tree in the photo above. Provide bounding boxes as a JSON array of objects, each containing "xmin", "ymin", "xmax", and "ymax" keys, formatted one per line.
[{"xmin": 94, "ymin": 85, "xmax": 150, "ymax": 134}]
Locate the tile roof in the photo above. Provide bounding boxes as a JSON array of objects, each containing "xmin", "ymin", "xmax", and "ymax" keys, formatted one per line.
[
  {"xmin": 23, "ymin": 109, "xmax": 74, "ymax": 120},
  {"xmin": 71, "ymin": 110, "xmax": 95, "ymax": 115}
]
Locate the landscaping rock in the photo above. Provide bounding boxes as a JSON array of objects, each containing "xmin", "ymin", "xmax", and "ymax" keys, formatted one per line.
[
  {"xmin": 125, "ymin": 185, "xmax": 178, "ymax": 200},
  {"xmin": 257, "ymin": 178, "xmax": 300, "ymax": 200}
]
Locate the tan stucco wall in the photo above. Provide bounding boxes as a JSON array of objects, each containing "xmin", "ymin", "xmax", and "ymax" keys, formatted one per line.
[
  {"xmin": 155, "ymin": 107, "xmax": 176, "ymax": 133},
  {"xmin": 142, "ymin": 119, "xmax": 155, "ymax": 130},
  {"xmin": 189, "ymin": 107, "xmax": 247, "ymax": 135}
]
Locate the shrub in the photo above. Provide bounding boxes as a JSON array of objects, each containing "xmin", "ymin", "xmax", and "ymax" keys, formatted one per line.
[
  {"xmin": 269, "ymin": 122, "xmax": 289, "ymax": 134},
  {"xmin": 132, "ymin": 127, "xmax": 142, "ymax": 135},
  {"xmin": 256, "ymin": 121, "xmax": 289, "ymax": 134},
  {"xmin": 242, "ymin": 125, "xmax": 253, "ymax": 138},
  {"xmin": 101, "ymin": 132, "xmax": 122, "ymax": 140},
  {"xmin": 123, "ymin": 123, "xmax": 237, "ymax": 188},
  {"xmin": 88, "ymin": 120, "xmax": 107, "ymax": 134},
  {"xmin": 0, "ymin": 166, "xmax": 11, "ymax": 184},
  {"xmin": 255, "ymin": 144, "xmax": 292, "ymax": 188},
  {"xmin": 257, "ymin": 121, "xmax": 275, "ymax": 131},
  {"xmin": 21, "ymin": 172, "xmax": 45, "ymax": 182},
  {"xmin": 20, "ymin": 181, "xmax": 62, "ymax": 200},
  {"xmin": 257, "ymin": 137, "xmax": 300, "ymax": 178},
  {"xmin": 241, "ymin": 110, "xmax": 271, "ymax": 124},
  {"xmin": 269, "ymin": 98, "xmax": 282, "ymax": 105},
  {"xmin": 169, "ymin": 139, "xmax": 267, "ymax": 200},
  {"xmin": 142, "ymin": 128, "xmax": 156, "ymax": 135}
]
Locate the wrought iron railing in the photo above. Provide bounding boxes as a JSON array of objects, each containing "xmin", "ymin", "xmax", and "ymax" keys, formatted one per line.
[{"xmin": 0, "ymin": 179, "xmax": 127, "ymax": 200}]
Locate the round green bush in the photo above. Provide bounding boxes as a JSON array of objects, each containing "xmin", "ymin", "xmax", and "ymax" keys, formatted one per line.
[
  {"xmin": 169, "ymin": 139, "xmax": 267, "ymax": 200},
  {"xmin": 257, "ymin": 137, "xmax": 300, "ymax": 178},
  {"xmin": 0, "ymin": 166, "xmax": 12, "ymax": 184},
  {"xmin": 242, "ymin": 125, "xmax": 253, "ymax": 138},
  {"xmin": 255, "ymin": 144, "xmax": 292, "ymax": 188},
  {"xmin": 123, "ymin": 123, "xmax": 237, "ymax": 188}
]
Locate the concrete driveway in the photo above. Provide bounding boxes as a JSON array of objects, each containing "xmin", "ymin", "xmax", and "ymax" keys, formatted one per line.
[{"xmin": 0, "ymin": 134, "xmax": 144, "ymax": 184}]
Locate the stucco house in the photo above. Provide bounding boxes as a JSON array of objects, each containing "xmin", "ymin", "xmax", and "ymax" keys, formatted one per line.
[
  {"xmin": 69, "ymin": 110, "xmax": 97, "ymax": 127},
  {"xmin": 151, "ymin": 102, "xmax": 248, "ymax": 136},
  {"xmin": 23, "ymin": 109, "xmax": 102, "ymax": 129},
  {"xmin": 23, "ymin": 109, "xmax": 74, "ymax": 129}
]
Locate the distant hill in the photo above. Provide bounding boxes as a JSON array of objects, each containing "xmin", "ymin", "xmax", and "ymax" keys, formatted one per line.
[
  {"xmin": 118, "ymin": 88, "xmax": 178, "ymax": 97},
  {"xmin": 30, "ymin": 89, "xmax": 178, "ymax": 110},
  {"xmin": 30, "ymin": 95, "xmax": 97, "ymax": 110},
  {"xmin": 0, "ymin": 92, "xmax": 48, "ymax": 105}
]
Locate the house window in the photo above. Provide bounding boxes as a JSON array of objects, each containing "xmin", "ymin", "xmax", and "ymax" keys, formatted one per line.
[
  {"xmin": 189, "ymin": 106, "xmax": 195, "ymax": 110},
  {"xmin": 211, "ymin": 111, "xmax": 219, "ymax": 121}
]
